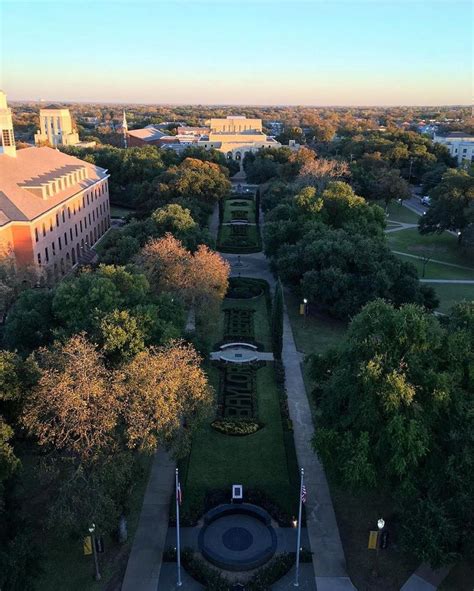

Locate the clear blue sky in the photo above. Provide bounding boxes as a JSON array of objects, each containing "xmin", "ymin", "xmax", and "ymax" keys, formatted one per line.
[{"xmin": 1, "ymin": 0, "xmax": 472, "ymax": 105}]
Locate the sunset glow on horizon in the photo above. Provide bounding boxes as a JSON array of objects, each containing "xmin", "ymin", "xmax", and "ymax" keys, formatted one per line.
[{"xmin": 1, "ymin": 0, "xmax": 472, "ymax": 106}]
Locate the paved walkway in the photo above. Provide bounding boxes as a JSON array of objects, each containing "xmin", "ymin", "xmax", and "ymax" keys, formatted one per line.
[
  {"xmin": 385, "ymin": 222, "xmax": 418, "ymax": 233},
  {"xmin": 391, "ymin": 250, "xmax": 474, "ymax": 271},
  {"xmin": 121, "ymin": 450, "xmax": 175, "ymax": 591},
  {"xmin": 224, "ymin": 251, "xmax": 355, "ymax": 590},
  {"xmin": 400, "ymin": 563, "xmax": 452, "ymax": 591}
]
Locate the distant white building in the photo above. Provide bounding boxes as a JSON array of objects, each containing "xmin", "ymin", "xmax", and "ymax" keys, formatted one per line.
[
  {"xmin": 433, "ymin": 132, "xmax": 474, "ymax": 165},
  {"xmin": 35, "ymin": 108, "xmax": 80, "ymax": 147}
]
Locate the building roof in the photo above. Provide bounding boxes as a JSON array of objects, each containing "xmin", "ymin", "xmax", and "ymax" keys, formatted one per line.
[
  {"xmin": 127, "ymin": 127, "xmax": 166, "ymax": 142},
  {"xmin": 0, "ymin": 147, "xmax": 108, "ymax": 226},
  {"xmin": 437, "ymin": 132, "xmax": 474, "ymax": 139}
]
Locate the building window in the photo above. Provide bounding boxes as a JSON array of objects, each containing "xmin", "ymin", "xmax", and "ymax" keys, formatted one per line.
[
  {"xmin": 56, "ymin": 213, "xmax": 59, "ymax": 226},
  {"xmin": 75, "ymin": 224, "xmax": 78, "ymax": 237},
  {"xmin": 58, "ymin": 236, "xmax": 62, "ymax": 250},
  {"xmin": 42, "ymin": 223, "xmax": 46, "ymax": 237},
  {"xmin": 92, "ymin": 210, "xmax": 95, "ymax": 222},
  {"xmin": 82, "ymin": 195, "xmax": 85, "ymax": 208},
  {"xmin": 37, "ymin": 252, "xmax": 41, "ymax": 265},
  {"xmin": 64, "ymin": 232, "xmax": 68, "ymax": 246},
  {"xmin": 45, "ymin": 247, "xmax": 49, "ymax": 263},
  {"xmin": 80, "ymin": 220, "xmax": 83, "ymax": 232},
  {"xmin": 71, "ymin": 248, "xmax": 76, "ymax": 265},
  {"xmin": 70, "ymin": 228, "xmax": 73, "ymax": 241},
  {"xmin": 89, "ymin": 213, "xmax": 91, "ymax": 224},
  {"xmin": 49, "ymin": 218, "xmax": 53, "ymax": 231},
  {"xmin": 35, "ymin": 227, "xmax": 39, "ymax": 242},
  {"xmin": 62, "ymin": 210, "xmax": 65, "ymax": 223},
  {"xmin": 85, "ymin": 217, "xmax": 88, "ymax": 228},
  {"xmin": 68, "ymin": 207, "xmax": 71, "ymax": 219},
  {"xmin": 87, "ymin": 194, "xmax": 90, "ymax": 205},
  {"xmin": 52, "ymin": 241, "xmax": 56, "ymax": 255}
]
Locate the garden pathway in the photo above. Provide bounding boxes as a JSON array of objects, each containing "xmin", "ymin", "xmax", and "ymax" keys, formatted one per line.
[
  {"xmin": 121, "ymin": 450, "xmax": 175, "ymax": 591},
  {"xmin": 224, "ymin": 252, "xmax": 356, "ymax": 591}
]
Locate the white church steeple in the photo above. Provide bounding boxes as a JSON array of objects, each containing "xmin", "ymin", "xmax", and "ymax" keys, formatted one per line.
[{"xmin": 122, "ymin": 111, "xmax": 128, "ymax": 148}]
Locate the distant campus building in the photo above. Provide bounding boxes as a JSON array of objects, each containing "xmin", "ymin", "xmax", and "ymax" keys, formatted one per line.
[
  {"xmin": 34, "ymin": 107, "xmax": 95, "ymax": 148},
  {"xmin": 433, "ymin": 132, "xmax": 474, "ymax": 165},
  {"xmin": 126, "ymin": 115, "xmax": 282, "ymax": 160},
  {"xmin": 0, "ymin": 91, "xmax": 111, "ymax": 281}
]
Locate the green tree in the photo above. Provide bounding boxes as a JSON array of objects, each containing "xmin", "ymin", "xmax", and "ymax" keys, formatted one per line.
[
  {"xmin": 419, "ymin": 168, "xmax": 474, "ymax": 237},
  {"xmin": 3, "ymin": 289, "xmax": 54, "ymax": 353},
  {"xmin": 310, "ymin": 300, "xmax": 474, "ymax": 567}
]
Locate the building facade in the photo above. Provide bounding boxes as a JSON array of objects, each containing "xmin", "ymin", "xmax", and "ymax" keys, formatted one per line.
[
  {"xmin": 433, "ymin": 133, "xmax": 474, "ymax": 165},
  {"xmin": 0, "ymin": 92, "xmax": 111, "ymax": 282},
  {"xmin": 126, "ymin": 116, "xmax": 282, "ymax": 159},
  {"xmin": 34, "ymin": 108, "xmax": 80, "ymax": 147}
]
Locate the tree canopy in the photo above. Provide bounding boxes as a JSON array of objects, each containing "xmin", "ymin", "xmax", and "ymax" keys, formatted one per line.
[{"xmin": 310, "ymin": 299, "xmax": 474, "ymax": 567}]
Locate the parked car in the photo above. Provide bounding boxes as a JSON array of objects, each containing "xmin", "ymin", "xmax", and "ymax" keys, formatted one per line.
[{"xmin": 421, "ymin": 196, "xmax": 431, "ymax": 206}]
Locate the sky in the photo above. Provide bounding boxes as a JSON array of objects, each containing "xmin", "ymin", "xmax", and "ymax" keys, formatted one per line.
[{"xmin": 0, "ymin": 0, "xmax": 472, "ymax": 105}]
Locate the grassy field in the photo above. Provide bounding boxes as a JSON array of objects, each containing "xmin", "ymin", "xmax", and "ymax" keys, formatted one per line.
[
  {"xmin": 181, "ymin": 288, "xmax": 299, "ymax": 520},
  {"xmin": 387, "ymin": 228, "xmax": 473, "ymax": 268},
  {"xmin": 431, "ymin": 283, "xmax": 474, "ymax": 314},
  {"xmin": 394, "ymin": 253, "xmax": 474, "ymax": 281},
  {"xmin": 385, "ymin": 201, "xmax": 420, "ymax": 224},
  {"xmin": 20, "ymin": 453, "xmax": 153, "ymax": 591}
]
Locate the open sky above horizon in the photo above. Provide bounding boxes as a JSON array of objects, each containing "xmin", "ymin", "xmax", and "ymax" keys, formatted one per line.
[{"xmin": 1, "ymin": 0, "xmax": 472, "ymax": 106}]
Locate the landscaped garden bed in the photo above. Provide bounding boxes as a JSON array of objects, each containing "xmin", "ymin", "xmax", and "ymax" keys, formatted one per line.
[{"xmin": 178, "ymin": 279, "xmax": 299, "ymax": 526}]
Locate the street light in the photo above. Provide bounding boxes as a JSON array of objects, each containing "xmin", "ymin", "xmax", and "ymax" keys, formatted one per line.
[
  {"xmin": 373, "ymin": 518, "xmax": 385, "ymax": 578},
  {"xmin": 88, "ymin": 523, "xmax": 101, "ymax": 581},
  {"xmin": 303, "ymin": 298, "xmax": 308, "ymax": 327}
]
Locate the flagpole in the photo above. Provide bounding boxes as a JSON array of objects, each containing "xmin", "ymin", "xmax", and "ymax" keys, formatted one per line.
[
  {"xmin": 294, "ymin": 467, "xmax": 304, "ymax": 587},
  {"xmin": 176, "ymin": 468, "xmax": 182, "ymax": 587}
]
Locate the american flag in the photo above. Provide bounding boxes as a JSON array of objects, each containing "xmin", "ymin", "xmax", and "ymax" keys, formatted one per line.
[
  {"xmin": 177, "ymin": 482, "xmax": 182, "ymax": 505},
  {"xmin": 301, "ymin": 484, "xmax": 307, "ymax": 504}
]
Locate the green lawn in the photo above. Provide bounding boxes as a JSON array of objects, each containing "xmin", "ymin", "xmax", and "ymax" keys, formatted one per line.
[
  {"xmin": 182, "ymin": 288, "xmax": 299, "ymax": 520},
  {"xmin": 431, "ymin": 283, "xmax": 474, "ymax": 314},
  {"xmin": 385, "ymin": 201, "xmax": 420, "ymax": 224},
  {"xmin": 182, "ymin": 363, "xmax": 299, "ymax": 517},
  {"xmin": 394, "ymin": 253, "xmax": 474, "ymax": 281},
  {"xmin": 387, "ymin": 228, "xmax": 473, "ymax": 268},
  {"xmin": 22, "ymin": 453, "xmax": 153, "ymax": 591}
]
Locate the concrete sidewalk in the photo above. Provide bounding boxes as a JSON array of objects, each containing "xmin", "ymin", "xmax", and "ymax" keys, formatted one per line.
[
  {"xmin": 121, "ymin": 450, "xmax": 175, "ymax": 591},
  {"xmin": 282, "ymin": 297, "xmax": 355, "ymax": 590}
]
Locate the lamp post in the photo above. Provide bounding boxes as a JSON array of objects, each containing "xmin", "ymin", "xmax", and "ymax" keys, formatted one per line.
[
  {"xmin": 457, "ymin": 231, "xmax": 462, "ymax": 244},
  {"xmin": 373, "ymin": 518, "xmax": 385, "ymax": 578},
  {"xmin": 88, "ymin": 523, "xmax": 101, "ymax": 581},
  {"xmin": 303, "ymin": 298, "xmax": 308, "ymax": 328}
]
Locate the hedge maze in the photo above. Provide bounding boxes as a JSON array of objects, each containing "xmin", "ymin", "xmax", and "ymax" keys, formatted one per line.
[
  {"xmin": 224, "ymin": 308, "xmax": 255, "ymax": 340},
  {"xmin": 220, "ymin": 365, "xmax": 257, "ymax": 419}
]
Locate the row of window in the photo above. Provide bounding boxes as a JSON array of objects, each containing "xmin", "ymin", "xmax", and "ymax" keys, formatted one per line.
[
  {"xmin": 37, "ymin": 218, "xmax": 110, "ymax": 268},
  {"xmin": 38, "ymin": 206, "xmax": 109, "ymax": 257},
  {"xmin": 34, "ymin": 183, "xmax": 109, "ymax": 242}
]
